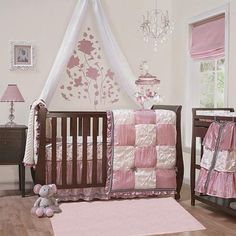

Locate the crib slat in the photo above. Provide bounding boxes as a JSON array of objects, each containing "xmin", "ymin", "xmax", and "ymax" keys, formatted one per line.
[
  {"xmin": 61, "ymin": 117, "xmax": 67, "ymax": 186},
  {"xmin": 78, "ymin": 117, "xmax": 82, "ymax": 136},
  {"xmin": 72, "ymin": 116, "xmax": 77, "ymax": 185},
  {"xmin": 102, "ymin": 115, "xmax": 107, "ymax": 185},
  {"xmin": 92, "ymin": 117, "xmax": 98, "ymax": 185},
  {"xmin": 51, "ymin": 118, "xmax": 57, "ymax": 184},
  {"xmin": 70, "ymin": 117, "xmax": 73, "ymax": 136},
  {"xmin": 82, "ymin": 116, "xmax": 89, "ymax": 185},
  {"xmin": 200, "ymin": 137, "xmax": 204, "ymax": 160},
  {"xmin": 88, "ymin": 118, "xmax": 91, "ymax": 136}
]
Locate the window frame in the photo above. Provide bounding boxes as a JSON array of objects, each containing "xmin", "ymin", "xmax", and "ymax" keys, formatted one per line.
[{"xmin": 184, "ymin": 3, "xmax": 229, "ymax": 151}]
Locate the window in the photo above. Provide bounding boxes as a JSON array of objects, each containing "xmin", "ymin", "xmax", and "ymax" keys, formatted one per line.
[
  {"xmin": 184, "ymin": 7, "xmax": 229, "ymax": 149},
  {"xmin": 199, "ymin": 57, "xmax": 225, "ymax": 108}
]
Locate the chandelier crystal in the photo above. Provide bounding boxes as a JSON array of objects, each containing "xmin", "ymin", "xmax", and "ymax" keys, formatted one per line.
[{"xmin": 140, "ymin": 0, "xmax": 174, "ymax": 51}]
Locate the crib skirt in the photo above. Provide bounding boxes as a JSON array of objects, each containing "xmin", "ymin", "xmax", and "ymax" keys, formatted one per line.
[{"xmin": 195, "ymin": 168, "xmax": 236, "ymax": 199}]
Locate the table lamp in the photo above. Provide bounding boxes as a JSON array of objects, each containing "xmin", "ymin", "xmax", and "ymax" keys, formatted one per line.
[{"xmin": 0, "ymin": 84, "xmax": 25, "ymax": 126}]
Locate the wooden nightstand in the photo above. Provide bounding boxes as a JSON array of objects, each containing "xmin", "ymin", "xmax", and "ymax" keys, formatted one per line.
[{"xmin": 0, "ymin": 125, "xmax": 27, "ymax": 197}]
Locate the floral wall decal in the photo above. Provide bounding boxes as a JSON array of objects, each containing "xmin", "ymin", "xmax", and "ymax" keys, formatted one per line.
[{"xmin": 60, "ymin": 27, "xmax": 120, "ymax": 109}]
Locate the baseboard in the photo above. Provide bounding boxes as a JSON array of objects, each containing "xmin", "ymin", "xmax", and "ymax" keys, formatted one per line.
[
  {"xmin": 183, "ymin": 178, "xmax": 190, "ymax": 185},
  {"xmin": 0, "ymin": 181, "xmax": 33, "ymax": 191}
]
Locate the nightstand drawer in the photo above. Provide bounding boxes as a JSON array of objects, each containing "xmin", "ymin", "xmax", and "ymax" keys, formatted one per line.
[
  {"xmin": 0, "ymin": 138, "xmax": 22, "ymax": 148},
  {"xmin": 0, "ymin": 150, "xmax": 23, "ymax": 164},
  {"xmin": 0, "ymin": 131, "xmax": 22, "ymax": 148},
  {"xmin": 0, "ymin": 125, "xmax": 27, "ymax": 165}
]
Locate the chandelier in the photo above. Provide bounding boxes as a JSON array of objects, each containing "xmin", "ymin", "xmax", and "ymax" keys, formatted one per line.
[{"xmin": 140, "ymin": 0, "xmax": 174, "ymax": 51}]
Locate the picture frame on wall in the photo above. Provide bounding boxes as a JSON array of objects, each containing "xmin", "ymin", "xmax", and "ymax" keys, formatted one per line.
[{"xmin": 10, "ymin": 41, "xmax": 35, "ymax": 71}]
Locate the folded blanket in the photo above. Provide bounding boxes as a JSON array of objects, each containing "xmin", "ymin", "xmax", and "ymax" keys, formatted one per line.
[{"xmin": 23, "ymin": 99, "xmax": 46, "ymax": 166}]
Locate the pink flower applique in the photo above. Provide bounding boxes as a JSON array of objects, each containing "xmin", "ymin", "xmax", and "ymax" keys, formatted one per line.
[
  {"xmin": 61, "ymin": 93, "xmax": 69, "ymax": 101},
  {"xmin": 86, "ymin": 67, "xmax": 100, "ymax": 80},
  {"xmin": 112, "ymin": 98, "xmax": 119, "ymax": 103},
  {"xmin": 78, "ymin": 39, "xmax": 95, "ymax": 55},
  {"xmin": 67, "ymin": 55, "xmax": 80, "ymax": 69},
  {"xmin": 66, "ymin": 69, "xmax": 71, "ymax": 78},
  {"xmin": 105, "ymin": 69, "xmax": 115, "ymax": 80},
  {"xmin": 74, "ymin": 77, "xmax": 83, "ymax": 87}
]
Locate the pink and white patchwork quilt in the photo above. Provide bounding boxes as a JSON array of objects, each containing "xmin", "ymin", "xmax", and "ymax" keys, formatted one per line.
[{"xmin": 106, "ymin": 109, "xmax": 177, "ymax": 198}]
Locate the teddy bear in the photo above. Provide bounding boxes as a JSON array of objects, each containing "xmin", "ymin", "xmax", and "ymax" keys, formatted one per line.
[{"xmin": 31, "ymin": 184, "xmax": 61, "ymax": 217}]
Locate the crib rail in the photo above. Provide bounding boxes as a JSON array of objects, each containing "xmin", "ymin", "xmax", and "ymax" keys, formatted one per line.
[{"xmin": 36, "ymin": 106, "xmax": 108, "ymax": 189}]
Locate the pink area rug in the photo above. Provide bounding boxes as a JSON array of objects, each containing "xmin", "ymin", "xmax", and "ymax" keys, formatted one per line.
[{"xmin": 51, "ymin": 197, "xmax": 205, "ymax": 236}]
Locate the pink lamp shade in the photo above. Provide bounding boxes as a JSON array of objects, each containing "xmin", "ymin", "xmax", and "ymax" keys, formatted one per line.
[{"xmin": 1, "ymin": 84, "xmax": 25, "ymax": 102}]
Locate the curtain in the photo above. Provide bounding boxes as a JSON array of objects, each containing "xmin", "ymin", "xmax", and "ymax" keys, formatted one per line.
[
  {"xmin": 190, "ymin": 14, "xmax": 225, "ymax": 60},
  {"xmin": 40, "ymin": 0, "xmax": 88, "ymax": 105},
  {"xmin": 92, "ymin": 0, "xmax": 137, "ymax": 98}
]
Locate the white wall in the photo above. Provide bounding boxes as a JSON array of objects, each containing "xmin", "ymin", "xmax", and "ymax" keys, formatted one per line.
[
  {"xmin": 0, "ymin": 0, "xmax": 173, "ymax": 187},
  {"xmin": 2, "ymin": 0, "xmax": 235, "ymax": 188}
]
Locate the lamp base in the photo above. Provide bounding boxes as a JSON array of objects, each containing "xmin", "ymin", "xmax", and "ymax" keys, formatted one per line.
[
  {"xmin": 5, "ymin": 121, "xmax": 17, "ymax": 127},
  {"xmin": 5, "ymin": 101, "xmax": 17, "ymax": 127}
]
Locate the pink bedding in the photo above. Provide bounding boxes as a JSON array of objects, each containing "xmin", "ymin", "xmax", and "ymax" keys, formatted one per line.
[
  {"xmin": 45, "ymin": 139, "xmax": 106, "ymax": 201},
  {"xmin": 195, "ymin": 121, "xmax": 236, "ymax": 198},
  {"xmin": 45, "ymin": 138, "xmax": 103, "ymax": 161},
  {"xmin": 46, "ymin": 159, "xmax": 106, "ymax": 201},
  {"xmin": 106, "ymin": 109, "xmax": 177, "ymax": 198}
]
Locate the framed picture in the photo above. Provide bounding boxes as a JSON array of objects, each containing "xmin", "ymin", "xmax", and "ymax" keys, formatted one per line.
[{"xmin": 10, "ymin": 41, "xmax": 35, "ymax": 71}]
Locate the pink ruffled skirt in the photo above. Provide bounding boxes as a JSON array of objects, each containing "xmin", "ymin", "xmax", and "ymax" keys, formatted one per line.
[{"xmin": 195, "ymin": 168, "xmax": 236, "ymax": 199}]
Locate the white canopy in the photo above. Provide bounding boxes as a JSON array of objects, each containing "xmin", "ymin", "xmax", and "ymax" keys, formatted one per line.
[{"xmin": 23, "ymin": 0, "xmax": 138, "ymax": 166}]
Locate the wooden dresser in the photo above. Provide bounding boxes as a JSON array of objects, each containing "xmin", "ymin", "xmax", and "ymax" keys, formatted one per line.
[{"xmin": 0, "ymin": 125, "xmax": 27, "ymax": 197}]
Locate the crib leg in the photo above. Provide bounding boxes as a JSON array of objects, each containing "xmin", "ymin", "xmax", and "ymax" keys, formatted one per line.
[
  {"xmin": 175, "ymin": 192, "xmax": 180, "ymax": 200},
  {"xmin": 191, "ymin": 196, "xmax": 195, "ymax": 206},
  {"xmin": 31, "ymin": 167, "xmax": 35, "ymax": 184}
]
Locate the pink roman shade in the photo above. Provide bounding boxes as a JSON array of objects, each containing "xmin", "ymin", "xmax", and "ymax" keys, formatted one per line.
[{"xmin": 190, "ymin": 14, "xmax": 225, "ymax": 60}]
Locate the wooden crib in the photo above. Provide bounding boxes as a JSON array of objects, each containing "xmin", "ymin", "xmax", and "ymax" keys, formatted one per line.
[{"xmin": 34, "ymin": 105, "xmax": 184, "ymax": 199}]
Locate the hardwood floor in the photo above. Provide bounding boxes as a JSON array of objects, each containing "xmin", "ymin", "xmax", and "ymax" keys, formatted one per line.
[{"xmin": 0, "ymin": 184, "xmax": 235, "ymax": 236}]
